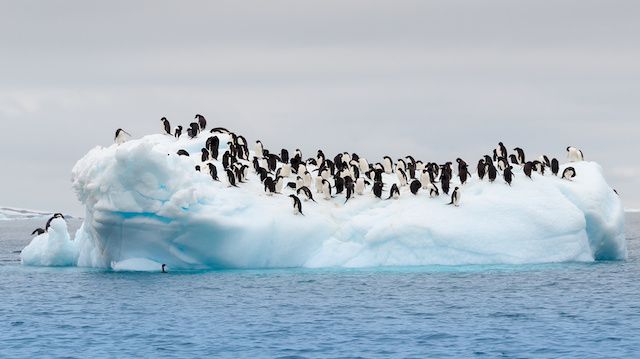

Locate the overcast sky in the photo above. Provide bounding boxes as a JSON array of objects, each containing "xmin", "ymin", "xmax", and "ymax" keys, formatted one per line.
[{"xmin": 1, "ymin": 0, "xmax": 639, "ymax": 215}]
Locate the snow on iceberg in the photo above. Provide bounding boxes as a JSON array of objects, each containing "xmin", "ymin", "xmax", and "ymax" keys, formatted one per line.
[
  {"xmin": 22, "ymin": 131, "xmax": 626, "ymax": 270},
  {"xmin": 21, "ymin": 218, "xmax": 78, "ymax": 266}
]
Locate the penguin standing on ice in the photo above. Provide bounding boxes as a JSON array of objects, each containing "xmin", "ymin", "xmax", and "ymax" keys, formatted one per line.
[
  {"xmin": 226, "ymin": 169, "xmax": 238, "ymax": 187},
  {"xmin": 297, "ymin": 186, "xmax": 317, "ymax": 202},
  {"xmin": 477, "ymin": 159, "xmax": 486, "ymax": 180},
  {"xmin": 387, "ymin": 183, "xmax": 400, "ymax": 200},
  {"xmin": 161, "ymin": 264, "xmax": 167, "ymax": 273},
  {"xmin": 264, "ymin": 177, "xmax": 276, "ymax": 195},
  {"xmin": 174, "ymin": 126, "xmax": 183, "ymax": 138},
  {"xmin": 448, "ymin": 187, "xmax": 461, "ymax": 207},
  {"xmin": 551, "ymin": 158, "xmax": 560, "ymax": 176},
  {"xmin": 523, "ymin": 162, "xmax": 533, "ymax": 179},
  {"xmin": 409, "ymin": 180, "xmax": 421, "ymax": 195},
  {"xmin": 195, "ymin": 114, "xmax": 207, "ymax": 131},
  {"xmin": 161, "ymin": 117, "xmax": 171, "ymax": 135},
  {"xmin": 201, "ymin": 148, "xmax": 209, "ymax": 162},
  {"xmin": 513, "ymin": 147, "xmax": 525, "ymax": 164},
  {"xmin": 289, "ymin": 195, "xmax": 304, "ymax": 215},
  {"xmin": 207, "ymin": 163, "xmax": 219, "ymax": 181},
  {"xmin": 321, "ymin": 179, "xmax": 333, "ymax": 200},
  {"xmin": 562, "ymin": 167, "xmax": 576, "ymax": 180},
  {"xmin": 487, "ymin": 163, "xmax": 497, "ymax": 182},
  {"xmin": 45, "ymin": 213, "xmax": 65, "ymax": 231},
  {"xmin": 177, "ymin": 149, "xmax": 190, "ymax": 156},
  {"xmin": 503, "ymin": 166, "xmax": 514, "ymax": 186},
  {"xmin": 114, "ymin": 128, "xmax": 131, "ymax": 145},
  {"xmin": 344, "ymin": 181, "xmax": 355, "ymax": 204},
  {"xmin": 372, "ymin": 182, "xmax": 384, "ymax": 198},
  {"xmin": 566, "ymin": 147, "xmax": 584, "ymax": 162},
  {"xmin": 355, "ymin": 177, "xmax": 369, "ymax": 195},
  {"xmin": 427, "ymin": 183, "xmax": 439, "ymax": 197},
  {"xmin": 383, "ymin": 156, "xmax": 393, "ymax": 174},
  {"xmin": 255, "ymin": 141, "xmax": 264, "ymax": 158}
]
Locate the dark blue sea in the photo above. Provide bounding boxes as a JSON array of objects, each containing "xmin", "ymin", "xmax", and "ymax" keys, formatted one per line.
[{"xmin": 1, "ymin": 214, "xmax": 639, "ymax": 358}]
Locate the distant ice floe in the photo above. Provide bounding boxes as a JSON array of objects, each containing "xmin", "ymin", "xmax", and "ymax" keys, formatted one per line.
[{"xmin": 21, "ymin": 133, "xmax": 626, "ymax": 270}]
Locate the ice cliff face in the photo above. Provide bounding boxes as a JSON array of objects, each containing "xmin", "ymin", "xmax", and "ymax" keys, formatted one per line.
[{"xmin": 22, "ymin": 133, "xmax": 626, "ymax": 270}]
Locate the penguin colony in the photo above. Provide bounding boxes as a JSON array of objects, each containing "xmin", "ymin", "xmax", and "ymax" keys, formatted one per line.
[{"xmin": 109, "ymin": 118, "xmax": 588, "ymax": 217}]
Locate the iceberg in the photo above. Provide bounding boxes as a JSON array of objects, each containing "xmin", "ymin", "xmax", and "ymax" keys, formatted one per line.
[{"xmin": 21, "ymin": 131, "xmax": 626, "ymax": 270}]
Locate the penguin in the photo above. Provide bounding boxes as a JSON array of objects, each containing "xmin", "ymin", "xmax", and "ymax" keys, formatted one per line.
[
  {"xmin": 533, "ymin": 160, "xmax": 545, "ymax": 175},
  {"xmin": 195, "ymin": 165, "xmax": 201, "ymax": 172},
  {"xmin": 448, "ymin": 187, "xmax": 461, "ymax": 207},
  {"xmin": 275, "ymin": 176, "xmax": 285, "ymax": 193},
  {"xmin": 457, "ymin": 159, "xmax": 471, "ymax": 185},
  {"xmin": 396, "ymin": 168, "xmax": 408, "ymax": 187},
  {"xmin": 255, "ymin": 140, "xmax": 264, "ymax": 158},
  {"xmin": 562, "ymin": 167, "xmax": 576, "ymax": 180},
  {"xmin": 295, "ymin": 176, "xmax": 305, "ymax": 191},
  {"xmin": 189, "ymin": 122, "xmax": 199, "ymax": 138},
  {"xmin": 497, "ymin": 157, "xmax": 508, "ymax": 172},
  {"xmin": 114, "ymin": 128, "xmax": 131, "ymax": 145},
  {"xmin": 297, "ymin": 186, "xmax": 317, "ymax": 202},
  {"xmin": 503, "ymin": 166, "xmax": 514, "ymax": 186},
  {"xmin": 396, "ymin": 159, "xmax": 407, "ymax": 173},
  {"xmin": 523, "ymin": 162, "xmax": 533, "ymax": 179},
  {"xmin": 321, "ymin": 179, "xmax": 333, "ymax": 200},
  {"xmin": 567, "ymin": 147, "xmax": 584, "ymax": 162},
  {"xmin": 281, "ymin": 149, "xmax": 289, "ymax": 164},
  {"xmin": 358, "ymin": 158, "xmax": 370, "ymax": 174},
  {"xmin": 161, "ymin": 264, "xmax": 167, "ymax": 273},
  {"xmin": 372, "ymin": 182, "xmax": 384, "ymax": 198},
  {"xmin": 440, "ymin": 172, "xmax": 451, "ymax": 195},
  {"xmin": 289, "ymin": 194, "xmax": 304, "ymax": 215},
  {"xmin": 334, "ymin": 175, "xmax": 345, "ymax": 194},
  {"xmin": 420, "ymin": 170, "xmax": 432, "ymax": 189},
  {"xmin": 195, "ymin": 114, "xmax": 207, "ymax": 131},
  {"xmin": 344, "ymin": 181, "xmax": 355, "ymax": 204},
  {"xmin": 177, "ymin": 149, "xmax": 190, "ymax": 156},
  {"xmin": 303, "ymin": 171, "xmax": 313, "ymax": 188},
  {"xmin": 409, "ymin": 179, "xmax": 421, "ymax": 195},
  {"xmin": 207, "ymin": 163, "xmax": 219, "ymax": 181},
  {"xmin": 509, "ymin": 154, "xmax": 519, "ymax": 165},
  {"xmin": 477, "ymin": 159, "xmax": 486, "ymax": 180},
  {"xmin": 513, "ymin": 147, "xmax": 525, "ymax": 164},
  {"xmin": 201, "ymin": 148, "xmax": 209, "ymax": 162},
  {"xmin": 264, "ymin": 177, "xmax": 276, "ymax": 195},
  {"xmin": 497, "ymin": 142, "xmax": 508, "ymax": 160},
  {"xmin": 427, "ymin": 183, "xmax": 439, "ymax": 197},
  {"xmin": 31, "ymin": 228, "xmax": 45, "ymax": 236},
  {"xmin": 226, "ymin": 169, "xmax": 238, "ymax": 187},
  {"xmin": 45, "ymin": 213, "xmax": 64, "ymax": 231},
  {"xmin": 538, "ymin": 155, "xmax": 551, "ymax": 167},
  {"xmin": 355, "ymin": 177, "xmax": 369, "ymax": 195},
  {"xmin": 487, "ymin": 163, "xmax": 497, "ymax": 182},
  {"xmin": 207, "ymin": 136, "xmax": 220, "ymax": 160},
  {"xmin": 383, "ymin": 156, "xmax": 393, "ymax": 174},
  {"xmin": 174, "ymin": 126, "xmax": 183, "ymax": 138},
  {"xmin": 387, "ymin": 183, "xmax": 400, "ymax": 199},
  {"xmin": 161, "ymin": 117, "xmax": 171, "ymax": 135},
  {"xmin": 551, "ymin": 158, "xmax": 559, "ymax": 176}
]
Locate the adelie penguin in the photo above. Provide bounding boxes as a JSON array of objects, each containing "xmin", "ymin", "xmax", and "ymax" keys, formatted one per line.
[
  {"xmin": 372, "ymin": 182, "xmax": 384, "ymax": 199},
  {"xmin": 562, "ymin": 167, "xmax": 576, "ymax": 180},
  {"xmin": 45, "ymin": 213, "xmax": 65, "ymax": 231},
  {"xmin": 161, "ymin": 117, "xmax": 171, "ymax": 135},
  {"xmin": 321, "ymin": 179, "xmax": 333, "ymax": 200},
  {"xmin": 195, "ymin": 114, "xmax": 207, "ymax": 131},
  {"xmin": 551, "ymin": 158, "xmax": 559, "ymax": 176},
  {"xmin": 567, "ymin": 146, "xmax": 584, "ymax": 162},
  {"xmin": 503, "ymin": 166, "xmax": 514, "ymax": 186},
  {"xmin": 174, "ymin": 126, "xmax": 183, "ymax": 138},
  {"xmin": 448, "ymin": 187, "xmax": 461, "ymax": 207},
  {"xmin": 297, "ymin": 186, "xmax": 317, "ymax": 202},
  {"xmin": 226, "ymin": 169, "xmax": 238, "ymax": 187},
  {"xmin": 523, "ymin": 162, "xmax": 534, "ymax": 179},
  {"xmin": 487, "ymin": 163, "xmax": 497, "ymax": 182},
  {"xmin": 387, "ymin": 183, "xmax": 400, "ymax": 200},
  {"xmin": 263, "ymin": 177, "xmax": 276, "ymax": 195},
  {"xmin": 207, "ymin": 163, "xmax": 219, "ymax": 181},
  {"xmin": 344, "ymin": 181, "xmax": 355, "ymax": 204},
  {"xmin": 477, "ymin": 159, "xmax": 486, "ymax": 180},
  {"xmin": 114, "ymin": 128, "xmax": 131, "ymax": 145},
  {"xmin": 201, "ymin": 148, "xmax": 210, "ymax": 162},
  {"xmin": 289, "ymin": 195, "xmax": 304, "ymax": 215},
  {"xmin": 409, "ymin": 180, "xmax": 421, "ymax": 195},
  {"xmin": 513, "ymin": 147, "xmax": 525, "ymax": 164},
  {"xmin": 383, "ymin": 156, "xmax": 393, "ymax": 174},
  {"xmin": 31, "ymin": 228, "xmax": 45, "ymax": 236},
  {"xmin": 177, "ymin": 149, "xmax": 190, "ymax": 156}
]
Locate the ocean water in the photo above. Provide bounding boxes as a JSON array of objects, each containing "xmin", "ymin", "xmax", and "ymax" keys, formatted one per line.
[{"xmin": 1, "ymin": 215, "xmax": 639, "ymax": 358}]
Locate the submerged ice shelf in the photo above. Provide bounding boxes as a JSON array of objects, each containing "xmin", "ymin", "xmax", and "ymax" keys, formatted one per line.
[{"xmin": 22, "ymin": 132, "xmax": 626, "ymax": 270}]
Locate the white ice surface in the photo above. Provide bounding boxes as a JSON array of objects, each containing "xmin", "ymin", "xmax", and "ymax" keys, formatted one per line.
[{"xmin": 22, "ymin": 133, "xmax": 626, "ymax": 270}]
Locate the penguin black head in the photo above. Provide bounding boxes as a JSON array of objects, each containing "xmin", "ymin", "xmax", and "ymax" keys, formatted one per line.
[
  {"xmin": 161, "ymin": 117, "xmax": 167, "ymax": 122},
  {"xmin": 161, "ymin": 264, "xmax": 167, "ymax": 273}
]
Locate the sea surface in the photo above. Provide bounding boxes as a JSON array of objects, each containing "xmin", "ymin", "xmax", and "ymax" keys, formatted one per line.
[{"xmin": 1, "ymin": 214, "xmax": 639, "ymax": 358}]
